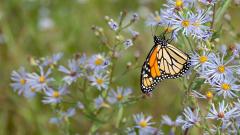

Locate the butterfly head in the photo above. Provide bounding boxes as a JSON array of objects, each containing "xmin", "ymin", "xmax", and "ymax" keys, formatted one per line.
[{"xmin": 154, "ymin": 35, "xmax": 167, "ymax": 46}]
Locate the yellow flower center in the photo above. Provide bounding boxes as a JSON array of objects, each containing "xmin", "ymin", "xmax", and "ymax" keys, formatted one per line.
[
  {"xmin": 95, "ymin": 58, "xmax": 103, "ymax": 66},
  {"xmin": 205, "ymin": 91, "xmax": 213, "ymax": 100},
  {"xmin": 39, "ymin": 76, "xmax": 45, "ymax": 83},
  {"xmin": 199, "ymin": 56, "xmax": 208, "ymax": 64},
  {"xmin": 154, "ymin": 15, "xmax": 161, "ymax": 22},
  {"xmin": 139, "ymin": 120, "xmax": 147, "ymax": 128},
  {"xmin": 221, "ymin": 83, "xmax": 231, "ymax": 91},
  {"xmin": 96, "ymin": 78, "xmax": 104, "ymax": 85},
  {"xmin": 217, "ymin": 65, "xmax": 225, "ymax": 73},
  {"xmin": 117, "ymin": 94, "xmax": 123, "ymax": 101},
  {"xmin": 181, "ymin": 20, "xmax": 190, "ymax": 27},
  {"xmin": 218, "ymin": 112, "xmax": 225, "ymax": 118},
  {"xmin": 175, "ymin": 0, "xmax": 183, "ymax": 8},
  {"xmin": 20, "ymin": 79, "xmax": 26, "ymax": 85},
  {"xmin": 52, "ymin": 91, "xmax": 60, "ymax": 98}
]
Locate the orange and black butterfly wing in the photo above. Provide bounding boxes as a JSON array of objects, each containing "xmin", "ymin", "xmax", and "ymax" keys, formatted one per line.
[
  {"xmin": 140, "ymin": 45, "xmax": 164, "ymax": 94},
  {"xmin": 140, "ymin": 35, "xmax": 191, "ymax": 94},
  {"xmin": 157, "ymin": 44, "xmax": 191, "ymax": 79}
]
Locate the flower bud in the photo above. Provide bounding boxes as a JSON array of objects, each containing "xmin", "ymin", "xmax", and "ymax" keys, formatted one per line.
[
  {"xmin": 126, "ymin": 62, "xmax": 132, "ymax": 69},
  {"xmin": 104, "ymin": 16, "xmax": 110, "ymax": 21}
]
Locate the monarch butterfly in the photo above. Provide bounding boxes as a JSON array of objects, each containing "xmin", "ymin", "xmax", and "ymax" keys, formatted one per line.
[{"xmin": 140, "ymin": 33, "xmax": 191, "ymax": 94}]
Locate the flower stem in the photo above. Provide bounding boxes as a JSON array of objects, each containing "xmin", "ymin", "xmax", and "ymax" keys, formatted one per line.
[
  {"xmin": 211, "ymin": 4, "xmax": 216, "ymax": 29},
  {"xmin": 184, "ymin": 128, "xmax": 189, "ymax": 135},
  {"xmin": 215, "ymin": 0, "xmax": 232, "ymax": 23}
]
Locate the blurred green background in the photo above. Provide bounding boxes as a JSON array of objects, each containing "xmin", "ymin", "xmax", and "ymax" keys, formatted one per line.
[{"xmin": 0, "ymin": 0, "xmax": 239, "ymax": 134}]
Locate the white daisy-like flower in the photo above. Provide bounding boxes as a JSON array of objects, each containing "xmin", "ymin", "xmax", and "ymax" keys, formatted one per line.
[
  {"xmin": 176, "ymin": 107, "xmax": 200, "ymax": 130},
  {"xmin": 171, "ymin": 11, "xmax": 195, "ymax": 36},
  {"xmin": 163, "ymin": 0, "xmax": 191, "ymax": 11},
  {"xmin": 76, "ymin": 53, "xmax": 87, "ymax": 66},
  {"xmin": 27, "ymin": 66, "xmax": 54, "ymax": 91},
  {"xmin": 11, "ymin": 67, "xmax": 29, "ymax": 95},
  {"xmin": 23, "ymin": 87, "xmax": 37, "ymax": 99},
  {"xmin": 211, "ymin": 77, "xmax": 240, "ymax": 98},
  {"xmin": 161, "ymin": 115, "xmax": 181, "ymax": 127},
  {"xmin": 49, "ymin": 108, "xmax": 76, "ymax": 124},
  {"xmin": 190, "ymin": 51, "xmax": 211, "ymax": 72},
  {"xmin": 202, "ymin": 53, "xmax": 235, "ymax": 83},
  {"xmin": 190, "ymin": 9, "xmax": 212, "ymax": 40},
  {"xmin": 88, "ymin": 54, "xmax": 109, "ymax": 70},
  {"xmin": 94, "ymin": 96, "xmax": 110, "ymax": 109},
  {"xmin": 133, "ymin": 113, "xmax": 156, "ymax": 135},
  {"xmin": 88, "ymin": 72, "xmax": 109, "ymax": 90},
  {"xmin": 207, "ymin": 101, "xmax": 239, "ymax": 122},
  {"xmin": 42, "ymin": 85, "xmax": 68, "ymax": 104},
  {"xmin": 107, "ymin": 87, "xmax": 132, "ymax": 104},
  {"xmin": 42, "ymin": 53, "xmax": 63, "ymax": 67},
  {"xmin": 58, "ymin": 59, "xmax": 82, "ymax": 85},
  {"xmin": 160, "ymin": 8, "xmax": 174, "ymax": 25}
]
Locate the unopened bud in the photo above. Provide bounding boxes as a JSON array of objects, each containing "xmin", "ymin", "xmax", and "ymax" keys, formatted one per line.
[
  {"xmin": 95, "ymin": 31, "xmax": 100, "ymax": 36},
  {"xmin": 104, "ymin": 16, "xmax": 110, "ymax": 21},
  {"xmin": 115, "ymin": 35, "xmax": 124, "ymax": 41},
  {"xmin": 224, "ymin": 14, "xmax": 231, "ymax": 21},
  {"xmin": 120, "ymin": 11, "xmax": 127, "ymax": 18},
  {"xmin": 126, "ymin": 62, "xmax": 132, "ymax": 68},
  {"xmin": 113, "ymin": 51, "xmax": 120, "ymax": 59},
  {"xmin": 134, "ymin": 50, "xmax": 140, "ymax": 60},
  {"xmin": 131, "ymin": 13, "xmax": 139, "ymax": 23},
  {"xmin": 234, "ymin": 0, "xmax": 240, "ymax": 5},
  {"xmin": 98, "ymin": 27, "xmax": 103, "ymax": 32},
  {"xmin": 205, "ymin": 91, "xmax": 213, "ymax": 100}
]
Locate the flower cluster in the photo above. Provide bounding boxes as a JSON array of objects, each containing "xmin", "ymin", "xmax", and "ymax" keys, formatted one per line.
[
  {"xmin": 10, "ymin": 11, "xmax": 138, "ymax": 133},
  {"xmin": 191, "ymin": 46, "xmax": 240, "ymax": 99},
  {"xmin": 146, "ymin": 0, "xmax": 214, "ymax": 40},
  {"xmin": 9, "ymin": 0, "xmax": 240, "ymax": 134}
]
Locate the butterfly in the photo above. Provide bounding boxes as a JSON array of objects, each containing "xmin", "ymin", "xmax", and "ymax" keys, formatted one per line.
[{"xmin": 140, "ymin": 33, "xmax": 191, "ymax": 94}]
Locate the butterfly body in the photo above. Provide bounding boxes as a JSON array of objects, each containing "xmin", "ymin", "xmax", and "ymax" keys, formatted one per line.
[{"xmin": 140, "ymin": 35, "xmax": 191, "ymax": 94}]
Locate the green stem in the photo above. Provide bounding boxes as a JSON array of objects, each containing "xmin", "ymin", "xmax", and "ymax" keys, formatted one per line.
[
  {"xmin": 211, "ymin": 4, "xmax": 216, "ymax": 29},
  {"xmin": 183, "ymin": 72, "xmax": 197, "ymax": 106},
  {"xmin": 215, "ymin": 0, "xmax": 232, "ymax": 23},
  {"xmin": 116, "ymin": 22, "xmax": 133, "ymax": 35},
  {"xmin": 186, "ymin": 36, "xmax": 194, "ymax": 53}
]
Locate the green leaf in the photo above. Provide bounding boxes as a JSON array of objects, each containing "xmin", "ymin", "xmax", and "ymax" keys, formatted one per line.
[
  {"xmin": 191, "ymin": 79, "xmax": 205, "ymax": 90},
  {"xmin": 115, "ymin": 105, "xmax": 123, "ymax": 128},
  {"xmin": 215, "ymin": 0, "xmax": 232, "ymax": 22},
  {"xmin": 89, "ymin": 123, "xmax": 102, "ymax": 134},
  {"xmin": 211, "ymin": 30, "xmax": 221, "ymax": 42}
]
